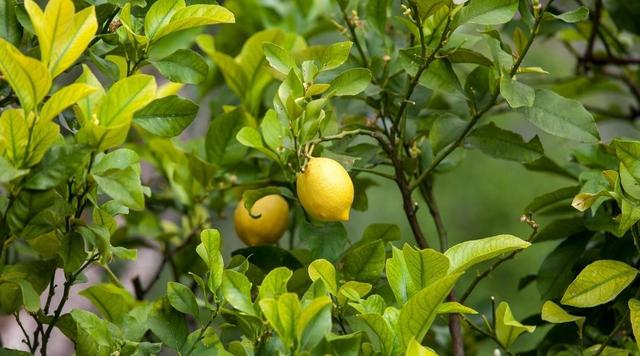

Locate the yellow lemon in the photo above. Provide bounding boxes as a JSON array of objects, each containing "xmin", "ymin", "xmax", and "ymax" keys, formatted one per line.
[
  {"xmin": 296, "ymin": 157, "xmax": 354, "ymax": 221},
  {"xmin": 234, "ymin": 194, "xmax": 289, "ymax": 246}
]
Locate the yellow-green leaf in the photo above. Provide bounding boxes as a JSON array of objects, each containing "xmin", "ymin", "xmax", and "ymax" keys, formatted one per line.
[
  {"xmin": 97, "ymin": 74, "xmax": 157, "ymax": 127},
  {"xmin": 0, "ymin": 38, "xmax": 51, "ymax": 113},
  {"xmin": 405, "ymin": 338, "xmax": 437, "ymax": 356},
  {"xmin": 24, "ymin": 0, "xmax": 73, "ymax": 65},
  {"xmin": 444, "ymin": 234, "xmax": 530, "ymax": 273},
  {"xmin": 561, "ymin": 260, "xmax": 637, "ymax": 308},
  {"xmin": 152, "ymin": 5, "xmax": 235, "ymax": 41},
  {"xmin": 0, "ymin": 109, "xmax": 29, "ymax": 165},
  {"xmin": 495, "ymin": 301, "xmax": 536, "ymax": 348},
  {"xmin": 308, "ymin": 259, "xmax": 337, "ymax": 295},
  {"xmin": 541, "ymin": 300, "xmax": 585, "ymax": 336},
  {"xmin": 629, "ymin": 299, "xmax": 640, "ymax": 350},
  {"xmin": 40, "ymin": 83, "xmax": 96, "ymax": 122},
  {"xmin": 48, "ymin": 5, "xmax": 98, "ymax": 76},
  {"xmin": 145, "ymin": 0, "xmax": 185, "ymax": 40}
]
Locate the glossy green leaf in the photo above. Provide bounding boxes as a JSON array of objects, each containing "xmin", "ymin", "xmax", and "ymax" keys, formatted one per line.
[
  {"xmin": 259, "ymin": 293, "xmax": 300, "ymax": 350},
  {"xmin": 150, "ymin": 49, "xmax": 208, "ymax": 84},
  {"xmin": 133, "ymin": 95, "xmax": 198, "ymax": 137},
  {"xmin": 308, "ymin": 259, "xmax": 337, "ymax": 295},
  {"xmin": 258, "ymin": 267, "xmax": 293, "ymax": 301},
  {"xmin": 263, "ymin": 42, "xmax": 297, "ymax": 75},
  {"xmin": 236, "ymin": 126, "xmax": 278, "ymax": 161},
  {"xmin": 296, "ymin": 296, "xmax": 332, "ymax": 352},
  {"xmin": 445, "ymin": 234, "xmax": 530, "ymax": 273},
  {"xmin": 405, "ymin": 338, "xmax": 437, "ymax": 356},
  {"xmin": 195, "ymin": 229, "xmax": 224, "ymax": 293},
  {"xmin": 317, "ymin": 41, "xmax": 352, "ymax": 71},
  {"xmin": 148, "ymin": 298, "xmax": 189, "ymax": 350},
  {"xmin": 436, "ymin": 302, "xmax": 478, "ymax": 315},
  {"xmin": 518, "ymin": 89, "xmax": 600, "ymax": 143},
  {"xmin": 221, "ymin": 269, "xmax": 256, "ymax": 316},
  {"xmin": 495, "ymin": 301, "xmax": 536, "ymax": 348},
  {"xmin": 353, "ymin": 313, "xmax": 395, "ymax": 356},
  {"xmin": 327, "ymin": 68, "xmax": 372, "ymax": 96},
  {"xmin": 93, "ymin": 167, "xmax": 145, "ymax": 210},
  {"xmin": 167, "ymin": 282, "xmax": 199, "ymax": 317},
  {"xmin": 0, "ymin": 156, "xmax": 28, "ymax": 183},
  {"xmin": 561, "ymin": 260, "xmax": 637, "ymax": 308}
]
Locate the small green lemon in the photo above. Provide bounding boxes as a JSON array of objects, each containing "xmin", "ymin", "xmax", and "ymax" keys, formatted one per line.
[
  {"xmin": 296, "ymin": 157, "xmax": 354, "ymax": 221},
  {"xmin": 234, "ymin": 194, "xmax": 289, "ymax": 246}
]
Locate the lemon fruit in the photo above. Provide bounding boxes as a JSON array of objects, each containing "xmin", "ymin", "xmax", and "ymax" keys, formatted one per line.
[
  {"xmin": 234, "ymin": 194, "xmax": 289, "ymax": 246},
  {"xmin": 296, "ymin": 157, "xmax": 354, "ymax": 221}
]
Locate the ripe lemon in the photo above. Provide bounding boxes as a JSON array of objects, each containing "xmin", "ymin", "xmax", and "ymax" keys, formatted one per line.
[
  {"xmin": 296, "ymin": 157, "xmax": 354, "ymax": 221},
  {"xmin": 234, "ymin": 194, "xmax": 289, "ymax": 246}
]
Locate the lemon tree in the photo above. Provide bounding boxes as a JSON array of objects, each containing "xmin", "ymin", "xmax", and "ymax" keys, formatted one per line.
[{"xmin": 1, "ymin": 0, "xmax": 640, "ymax": 355}]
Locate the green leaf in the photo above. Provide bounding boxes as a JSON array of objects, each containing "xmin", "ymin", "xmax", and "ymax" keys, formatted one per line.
[
  {"xmin": 467, "ymin": 123, "xmax": 543, "ymax": 163},
  {"xmin": 80, "ymin": 283, "xmax": 135, "ymax": 322},
  {"xmin": 263, "ymin": 42, "xmax": 297, "ymax": 75},
  {"xmin": 405, "ymin": 338, "xmax": 437, "ymax": 356},
  {"xmin": 236, "ymin": 126, "xmax": 279, "ymax": 161},
  {"xmin": 436, "ymin": 302, "xmax": 478, "ymax": 315},
  {"xmin": 500, "ymin": 77, "xmax": 534, "ymax": 108},
  {"xmin": 0, "ymin": 156, "xmax": 28, "ymax": 183},
  {"xmin": 150, "ymin": 49, "xmax": 208, "ymax": 84},
  {"xmin": 308, "ymin": 259, "xmax": 337, "ymax": 295},
  {"xmin": 91, "ymin": 148, "xmax": 140, "ymax": 175},
  {"xmin": 93, "ymin": 167, "xmax": 145, "ymax": 210},
  {"xmin": 260, "ymin": 109, "xmax": 286, "ymax": 153},
  {"xmin": 152, "ymin": 4, "xmax": 235, "ymax": 41},
  {"xmin": 444, "ymin": 234, "xmax": 530, "ymax": 273},
  {"xmin": 167, "ymin": 282, "xmax": 199, "ymax": 317},
  {"xmin": 352, "ymin": 313, "xmax": 395, "ymax": 356},
  {"xmin": 342, "ymin": 240, "xmax": 386, "ymax": 282},
  {"xmin": 429, "ymin": 114, "xmax": 468, "ymax": 154},
  {"xmin": 24, "ymin": 144, "xmax": 91, "ymax": 190},
  {"xmin": 296, "ymin": 296, "xmax": 332, "ymax": 352},
  {"xmin": 71, "ymin": 309, "xmax": 118, "ymax": 355},
  {"xmin": 561, "ymin": 260, "xmax": 638, "ymax": 308},
  {"xmin": 538, "ymin": 234, "xmax": 588, "ymax": 299},
  {"xmin": 386, "ymin": 245, "xmax": 450, "ymax": 304},
  {"xmin": 133, "ymin": 95, "xmax": 198, "ymax": 137},
  {"xmin": 195, "ymin": 229, "xmax": 223, "ymax": 293},
  {"xmin": 148, "ymin": 298, "xmax": 189, "ymax": 350},
  {"xmin": 14, "ymin": 279, "xmax": 40, "ymax": 313},
  {"xmin": 0, "ymin": 37, "xmax": 51, "ymax": 113},
  {"xmin": 495, "ymin": 301, "xmax": 536, "ymax": 348},
  {"xmin": 144, "ymin": 0, "xmax": 185, "ymax": 40},
  {"xmin": 205, "ymin": 108, "xmax": 251, "ymax": 166},
  {"xmin": 40, "ymin": 83, "xmax": 96, "ymax": 122},
  {"xmin": 398, "ymin": 273, "xmax": 462, "ymax": 347},
  {"xmin": 457, "ymin": 0, "xmax": 518, "ymax": 25},
  {"xmin": 0, "ymin": 0, "xmax": 20, "ymax": 45},
  {"xmin": 259, "ymin": 293, "xmax": 300, "ymax": 350},
  {"xmin": 446, "ymin": 48, "xmax": 493, "ymax": 66},
  {"xmin": 518, "ymin": 89, "xmax": 600, "ymax": 143},
  {"xmin": 418, "ymin": 59, "xmax": 464, "ymax": 98},
  {"xmin": 317, "ymin": 41, "xmax": 352, "ymax": 71},
  {"xmin": 327, "ymin": 68, "xmax": 372, "ymax": 96},
  {"xmin": 97, "ymin": 74, "xmax": 156, "ymax": 127},
  {"xmin": 630, "ymin": 298, "xmax": 640, "ymax": 350},
  {"xmin": 548, "ymin": 6, "xmax": 589, "ymax": 23},
  {"xmin": 541, "ymin": 300, "xmax": 585, "ymax": 336},
  {"xmin": 209, "ymin": 51, "xmax": 249, "ymax": 97},
  {"xmin": 524, "ymin": 186, "xmax": 580, "ymax": 214},
  {"xmin": 221, "ymin": 269, "xmax": 256, "ymax": 316},
  {"xmin": 258, "ymin": 267, "xmax": 293, "ymax": 301}
]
